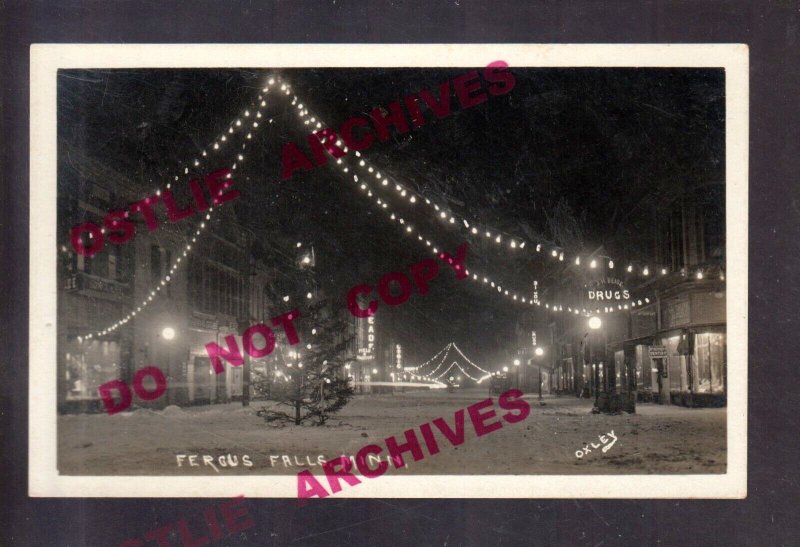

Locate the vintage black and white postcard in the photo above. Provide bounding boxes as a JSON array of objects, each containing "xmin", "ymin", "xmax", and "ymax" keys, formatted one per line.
[{"xmin": 29, "ymin": 44, "xmax": 747, "ymax": 498}]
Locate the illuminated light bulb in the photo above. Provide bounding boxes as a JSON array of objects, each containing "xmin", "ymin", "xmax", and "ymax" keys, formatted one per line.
[
  {"xmin": 519, "ymin": 241, "xmax": 526, "ymax": 249},
  {"xmin": 473, "ymin": 274, "xmax": 478, "ymax": 280},
  {"xmin": 229, "ymin": 128, "xmax": 234, "ymax": 134},
  {"xmin": 401, "ymin": 190, "xmax": 407, "ymax": 197},
  {"xmin": 236, "ymin": 120, "xmax": 241, "ymax": 126},
  {"xmin": 575, "ymin": 256, "xmax": 581, "ymax": 265},
  {"xmin": 483, "ymin": 277, "xmax": 488, "ymax": 283},
  {"xmin": 221, "ymin": 136, "xmax": 226, "ymax": 141},
  {"xmin": 214, "ymin": 143, "xmax": 219, "ymax": 149},
  {"xmin": 426, "ymin": 240, "xmax": 431, "ymax": 246},
  {"xmin": 510, "ymin": 241, "xmax": 517, "ymax": 248},
  {"xmin": 645, "ymin": 298, "xmax": 650, "ymax": 303},
  {"xmin": 253, "ymin": 122, "xmax": 258, "ymax": 127},
  {"xmin": 283, "ymin": 295, "xmax": 290, "ymax": 302},
  {"xmin": 360, "ymin": 183, "xmax": 367, "ymax": 189},
  {"xmin": 359, "ymin": 160, "xmax": 366, "ymax": 167},
  {"xmin": 390, "ymin": 214, "xmax": 396, "ymax": 220},
  {"xmin": 382, "ymin": 180, "xmax": 388, "ymax": 186},
  {"xmin": 608, "ymin": 260, "xmax": 614, "ymax": 269},
  {"xmin": 368, "ymin": 167, "xmax": 374, "ymax": 173},
  {"xmin": 471, "ymin": 227, "xmax": 478, "ymax": 234},
  {"xmin": 433, "ymin": 247, "xmax": 438, "ymax": 253},
  {"xmin": 450, "ymin": 217, "xmax": 456, "ymax": 224},
  {"xmin": 590, "ymin": 259, "xmax": 597, "ymax": 268},
  {"xmin": 536, "ymin": 244, "xmax": 542, "ymax": 252},
  {"xmin": 643, "ymin": 267, "xmax": 649, "ymax": 276},
  {"xmin": 246, "ymin": 133, "xmax": 252, "ymax": 139},
  {"xmin": 495, "ymin": 235, "xmax": 501, "ymax": 243},
  {"xmin": 440, "ymin": 212, "xmax": 447, "ymax": 219},
  {"xmin": 720, "ymin": 272, "xmax": 725, "ymax": 280},
  {"xmin": 522, "ymin": 297, "xmax": 526, "ymax": 303},
  {"xmin": 491, "ymin": 281, "xmax": 495, "ymax": 287},
  {"xmin": 306, "ymin": 292, "xmax": 313, "ymax": 299},
  {"xmin": 559, "ymin": 252, "xmax": 564, "ymax": 261},
  {"xmin": 406, "ymin": 226, "xmax": 412, "ymax": 232},
  {"xmin": 551, "ymin": 249, "xmax": 558, "ymax": 257},
  {"xmin": 486, "ymin": 231, "xmax": 491, "ymax": 238},
  {"xmin": 627, "ymin": 264, "xmax": 633, "ymax": 272},
  {"xmin": 696, "ymin": 271, "xmax": 704, "ymax": 279},
  {"xmin": 343, "ymin": 168, "xmax": 348, "ymax": 172},
  {"xmin": 410, "ymin": 196, "xmax": 416, "ymax": 203}
]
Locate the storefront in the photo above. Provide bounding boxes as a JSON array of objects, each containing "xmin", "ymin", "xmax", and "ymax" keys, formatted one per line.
[
  {"xmin": 58, "ymin": 272, "xmax": 133, "ymax": 412},
  {"xmin": 623, "ymin": 281, "xmax": 726, "ymax": 407}
]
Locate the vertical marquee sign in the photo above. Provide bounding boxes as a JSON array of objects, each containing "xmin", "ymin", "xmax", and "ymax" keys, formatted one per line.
[{"xmin": 356, "ymin": 315, "xmax": 376, "ymax": 361}]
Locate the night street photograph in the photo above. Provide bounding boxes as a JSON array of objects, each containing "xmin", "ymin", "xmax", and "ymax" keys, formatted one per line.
[{"xmin": 55, "ymin": 64, "xmax": 728, "ymax": 477}]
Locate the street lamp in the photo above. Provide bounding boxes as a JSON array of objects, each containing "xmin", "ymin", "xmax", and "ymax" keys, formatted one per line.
[
  {"xmin": 588, "ymin": 316, "xmax": 602, "ymax": 406},
  {"xmin": 502, "ymin": 366, "xmax": 509, "ymax": 372},
  {"xmin": 534, "ymin": 347, "xmax": 544, "ymax": 357},
  {"xmin": 161, "ymin": 327, "xmax": 176, "ymax": 340}
]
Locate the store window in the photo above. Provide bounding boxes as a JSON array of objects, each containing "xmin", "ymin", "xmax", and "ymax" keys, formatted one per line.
[
  {"xmin": 64, "ymin": 338, "xmax": 121, "ymax": 400},
  {"xmin": 694, "ymin": 332, "xmax": 726, "ymax": 394}
]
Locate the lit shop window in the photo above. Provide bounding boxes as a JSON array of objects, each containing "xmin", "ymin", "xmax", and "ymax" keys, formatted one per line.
[
  {"xmin": 693, "ymin": 332, "xmax": 726, "ymax": 394},
  {"xmin": 64, "ymin": 338, "xmax": 121, "ymax": 400}
]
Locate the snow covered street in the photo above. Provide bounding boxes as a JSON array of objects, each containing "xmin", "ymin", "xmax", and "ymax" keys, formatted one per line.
[{"xmin": 58, "ymin": 388, "xmax": 725, "ymax": 476}]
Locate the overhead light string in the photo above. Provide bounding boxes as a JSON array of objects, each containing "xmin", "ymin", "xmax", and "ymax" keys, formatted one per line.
[{"xmin": 77, "ymin": 79, "xmax": 285, "ymax": 341}]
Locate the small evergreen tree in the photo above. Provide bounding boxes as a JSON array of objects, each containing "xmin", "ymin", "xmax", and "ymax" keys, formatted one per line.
[{"xmin": 255, "ymin": 299, "xmax": 354, "ymax": 425}]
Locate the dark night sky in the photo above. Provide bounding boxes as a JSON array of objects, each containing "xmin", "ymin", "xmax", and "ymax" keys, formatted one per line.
[{"xmin": 57, "ymin": 67, "xmax": 725, "ymax": 367}]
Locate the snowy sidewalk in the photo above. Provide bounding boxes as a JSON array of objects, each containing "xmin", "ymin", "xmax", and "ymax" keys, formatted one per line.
[{"xmin": 58, "ymin": 388, "xmax": 726, "ymax": 476}]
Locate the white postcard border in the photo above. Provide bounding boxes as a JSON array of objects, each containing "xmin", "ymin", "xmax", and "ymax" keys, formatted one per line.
[{"xmin": 30, "ymin": 43, "xmax": 748, "ymax": 498}]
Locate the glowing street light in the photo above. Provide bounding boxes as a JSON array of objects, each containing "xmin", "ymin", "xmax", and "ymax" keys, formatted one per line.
[
  {"xmin": 161, "ymin": 327, "xmax": 176, "ymax": 340},
  {"xmin": 502, "ymin": 366, "xmax": 509, "ymax": 372},
  {"xmin": 588, "ymin": 316, "xmax": 602, "ymax": 330},
  {"xmin": 513, "ymin": 359, "xmax": 520, "ymax": 366},
  {"xmin": 534, "ymin": 346, "xmax": 545, "ymax": 357}
]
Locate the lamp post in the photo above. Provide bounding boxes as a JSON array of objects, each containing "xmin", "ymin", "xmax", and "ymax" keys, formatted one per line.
[
  {"xmin": 588, "ymin": 316, "xmax": 602, "ymax": 407},
  {"xmin": 534, "ymin": 346, "xmax": 544, "ymax": 400},
  {"xmin": 160, "ymin": 326, "xmax": 175, "ymax": 405}
]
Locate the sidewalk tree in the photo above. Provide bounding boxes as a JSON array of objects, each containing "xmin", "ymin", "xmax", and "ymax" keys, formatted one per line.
[{"xmin": 254, "ymin": 299, "xmax": 354, "ymax": 425}]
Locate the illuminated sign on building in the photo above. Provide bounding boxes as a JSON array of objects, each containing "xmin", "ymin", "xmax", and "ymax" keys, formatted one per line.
[
  {"xmin": 356, "ymin": 315, "xmax": 376, "ymax": 361},
  {"xmin": 586, "ymin": 277, "xmax": 630, "ymax": 301},
  {"xmin": 395, "ymin": 344, "xmax": 402, "ymax": 369}
]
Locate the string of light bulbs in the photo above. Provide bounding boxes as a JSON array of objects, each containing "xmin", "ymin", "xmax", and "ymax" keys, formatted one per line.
[
  {"xmin": 408, "ymin": 342, "xmax": 493, "ymax": 384},
  {"xmin": 77, "ymin": 78, "xmax": 293, "ymax": 341},
  {"xmin": 276, "ymin": 76, "xmax": 672, "ymax": 315}
]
